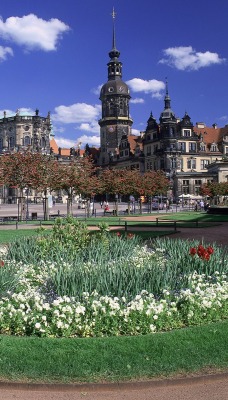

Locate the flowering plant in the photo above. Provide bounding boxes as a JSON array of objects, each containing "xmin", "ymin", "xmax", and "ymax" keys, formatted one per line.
[{"xmin": 189, "ymin": 244, "xmax": 214, "ymax": 261}]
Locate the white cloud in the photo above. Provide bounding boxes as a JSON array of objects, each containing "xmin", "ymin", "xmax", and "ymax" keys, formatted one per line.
[
  {"xmin": 91, "ymin": 85, "xmax": 103, "ymax": 95},
  {"xmin": 54, "ymin": 136, "xmax": 76, "ymax": 148},
  {"xmin": 219, "ymin": 115, "xmax": 228, "ymax": 122},
  {"xmin": 126, "ymin": 78, "xmax": 165, "ymax": 98},
  {"xmin": 131, "ymin": 129, "xmax": 141, "ymax": 136},
  {"xmin": 130, "ymin": 98, "xmax": 145, "ymax": 104},
  {"xmin": 55, "ymin": 134, "xmax": 100, "ymax": 148},
  {"xmin": 0, "ymin": 45, "xmax": 13, "ymax": 61},
  {"xmin": 159, "ymin": 46, "xmax": 225, "ymax": 71},
  {"xmin": 0, "ymin": 14, "xmax": 70, "ymax": 51},
  {"xmin": 52, "ymin": 103, "xmax": 101, "ymax": 123},
  {"xmin": 78, "ymin": 121, "xmax": 100, "ymax": 134},
  {"xmin": 0, "ymin": 107, "xmax": 36, "ymax": 117},
  {"xmin": 76, "ymin": 134, "xmax": 100, "ymax": 147}
]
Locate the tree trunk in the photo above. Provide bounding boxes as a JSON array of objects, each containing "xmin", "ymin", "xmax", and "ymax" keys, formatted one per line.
[
  {"xmin": 43, "ymin": 191, "xmax": 49, "ymax": 220},
  {"xmin": 67, "ymin": 196, "xmax": 73, "ymax": 216}
]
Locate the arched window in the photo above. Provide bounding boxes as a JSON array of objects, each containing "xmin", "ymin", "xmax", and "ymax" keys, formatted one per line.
[
  {"xmin": 41, "ymin": 137, "xmax": 46, "ymax": 148},
  {"xmin": 9, "ymin": 137, "xmax": 14, "ymax": 147},
  {"xmin": 24, "ymin": 136, "xmax": 30, "ymax": 146}
]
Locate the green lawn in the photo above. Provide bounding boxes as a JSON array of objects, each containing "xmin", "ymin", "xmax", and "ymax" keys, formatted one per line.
[
  {"xmin": 0, "ymin": 321, "xmax": 227, "ymax": 383},
  {"xmin": 0, "ymin": 229, "xmax": 52, "ymax": 244},
  {"xmin": 159, "ymin": 211, "xmax": 228, "ymax": 222}
]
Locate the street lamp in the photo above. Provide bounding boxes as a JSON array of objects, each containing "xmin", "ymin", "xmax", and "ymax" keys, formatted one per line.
[{"xmin": 25, "ymin": 188, "xmax": 29, "ymax": 222}]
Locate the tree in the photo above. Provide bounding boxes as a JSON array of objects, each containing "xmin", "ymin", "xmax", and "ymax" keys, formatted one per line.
[
  {"xmin": 56, "ymin": 157, "xmax": 99, "ymax": 216},
  {"xmin": 0, "ymin": 152, "xmax": 59, "ymax": 220}
]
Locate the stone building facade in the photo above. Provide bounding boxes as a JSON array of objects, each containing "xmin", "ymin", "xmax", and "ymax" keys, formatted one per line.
[
  {"xmin": 98, "ymin": 13, "xmax": 228, "ymax": 200},
  {"xmin": 0, "ymin": 109, "xmax": 51, "ymax": 154}
]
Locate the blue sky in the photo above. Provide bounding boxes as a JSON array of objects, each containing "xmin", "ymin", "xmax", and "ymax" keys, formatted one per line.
[{"xmin": 0, "ymin": 0, "xmax": 228, "ymax": 149}]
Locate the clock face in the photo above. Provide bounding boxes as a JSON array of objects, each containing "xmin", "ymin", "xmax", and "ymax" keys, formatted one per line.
[
  {"xmin": 108, "ymin": 87, "xmax": 114, "ymax": 93},
  {"xmin": 108, "ymin": 126, "xmax": 114, "ymax": 132}
]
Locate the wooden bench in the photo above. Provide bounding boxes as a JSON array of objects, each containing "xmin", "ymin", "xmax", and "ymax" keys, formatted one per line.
[{"xmin": 104, "ymin": 210, "xmax": 113, "ymax": 216}]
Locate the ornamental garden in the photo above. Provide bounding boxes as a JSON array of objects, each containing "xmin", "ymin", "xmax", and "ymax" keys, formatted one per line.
[{"xmin": 0, "ymin": 217, "xmax": 227, "ymax": 338}]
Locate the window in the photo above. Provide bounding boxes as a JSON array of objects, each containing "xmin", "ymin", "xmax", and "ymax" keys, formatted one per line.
[
  {"xmin": 9, "ymin": 137, "xmax": 14, "ymax": 147},
  {"xmin": 187, "ymin": 158, "xmax": 196, "ymax": 169},
  {"xmin": 41, "ymin": 137, "xmax": 46, "ymax": 148},
  {"xmin": 189, "ymin": 142, "xmax": 196, "ymax": 151},
  {"xmin": 24, "ymin": 135, "xmax": 30, "ymax": 146},
  {"xmin": 200, "ymin": 144, "xmax": 206, "ymax": 151},
  {"xmin": 183, "ymin": 129, "xmax": 191, "ymax": 137},
  {"xmin": 147, "ymin": 146, "xmax": 151, "ymax": 156},
  {"xmin": 182, "ymin": 180, "xmax": 189, "ymax": 194},
  {"xmin": 179, "ymin": 142, "xmax": 186, "ymax": 151},
  {"xmin": 211, "ymin": 143, "xmax": 217, "ymax": 151},
  {"xmin": 201, "ymin": 159, "xmax": 209, "ymax": 170}
]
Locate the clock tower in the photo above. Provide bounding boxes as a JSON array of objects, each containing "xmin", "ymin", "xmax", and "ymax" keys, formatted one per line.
[{"xmin": 99, "ymin": 8, "xmax": 133, "ymax": 165}]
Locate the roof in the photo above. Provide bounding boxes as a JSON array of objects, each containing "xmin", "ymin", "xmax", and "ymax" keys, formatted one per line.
[
  {"xmin": 128, "ymin": 134, "xmax": 143, "ymax": 152},
  {"xmin": 193, "ymin": 125, "xmax": 228, "ymax": 145}
]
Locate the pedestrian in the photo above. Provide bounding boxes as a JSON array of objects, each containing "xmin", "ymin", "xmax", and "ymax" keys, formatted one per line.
[
  {"xmin": 194, "ymin": 200, "xmax": 198, "ymax": 211},
  {"xmin": 199, "ymin": 199, "xmax": 204, "ymax": 211},
  {"xmin": 100, "ymin": 201, "xmax": 103, "ymax": 208}
]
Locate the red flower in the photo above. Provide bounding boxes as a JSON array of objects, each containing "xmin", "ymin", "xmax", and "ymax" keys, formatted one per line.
[
  {"xmin": 207, "ymin": 246, "xmax": 214, "ymax": 255},
  {"xmin": 202, "ymin": 252, "xmax": 210, "ymax": 261},
  {"xmin": 127, "ymin": 233, "xmax": 134, "ymax": 239},
  {"xmin": 189, "ymin": 247, "xmax": 197, "ymax": 256},
  {"xmin": 0, "ymin": 260, "xmax": 4, "ymax": 267},
  {"xmin": 116, "ymin": 232, "xmax": 121, "ymax": 237}
]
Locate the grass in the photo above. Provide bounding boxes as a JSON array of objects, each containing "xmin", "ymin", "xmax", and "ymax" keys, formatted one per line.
[
  {"xmin": 0, "ymin": 229, "xmax": 52, "ymax": 244},
  {"xmin": 0, "ymin": 227, "xmax": 175, "ymax": 244},
  {"xmin": 159, "ymin": 211, "xmax": 228, "ymax": 222},
  {"xmin": 0, "ymin": 321, "xmax": 227, "ymax": 383}
]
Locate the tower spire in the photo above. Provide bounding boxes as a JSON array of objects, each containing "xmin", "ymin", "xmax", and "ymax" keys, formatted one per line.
[
  {"xmin": 109, "ymin": 7, "xmax": 120, "ymax": 61},
  {"xmin": 111, "ymin": 7, "xmax": 117, "ymax": 50},
  {"xmin": 164, "ymin": 77, "xmax": 171, "ymax": 110}
]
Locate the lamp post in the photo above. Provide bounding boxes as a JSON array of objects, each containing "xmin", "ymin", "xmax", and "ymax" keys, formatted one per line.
[{"xmin": 25, "ymin": 188, "xmax": 29, "ymax": 222}]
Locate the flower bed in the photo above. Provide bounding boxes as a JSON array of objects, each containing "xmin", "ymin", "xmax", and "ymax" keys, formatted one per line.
[{"xmin": 0, "ymin": 218, "xmax": 227, "ymax": 337}]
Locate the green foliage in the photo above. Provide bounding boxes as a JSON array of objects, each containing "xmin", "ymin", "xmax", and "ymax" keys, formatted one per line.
[
  {"xmin": 0, "ymin": 259, "xmax": 19, "ymax": 297},
  {"xmin": 7, "ymin": 217, "xmax": 91, "ymax": 263}
]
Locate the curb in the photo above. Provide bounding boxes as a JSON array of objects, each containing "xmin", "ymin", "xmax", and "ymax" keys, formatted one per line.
[{"xmin": 0, "ymin": 372, "xmax": 227, "ymax": 392}]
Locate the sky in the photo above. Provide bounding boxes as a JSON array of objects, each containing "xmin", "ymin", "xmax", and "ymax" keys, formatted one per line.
[{"xmin": 0, "ymin": 0, "xmax": 227, "ymax": 149}]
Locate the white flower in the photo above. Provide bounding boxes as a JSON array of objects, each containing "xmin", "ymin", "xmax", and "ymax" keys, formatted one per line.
[
  {"xmin": 35, "ymin": 322, "xmax": 41, "ymax": 329},
  {"xmin": 150, "ymin": 324, "xmax": 156, "ymax": 332},
  {"xmin": 57, "ymin": 321, "xmax": 63, "ymax": 329}
]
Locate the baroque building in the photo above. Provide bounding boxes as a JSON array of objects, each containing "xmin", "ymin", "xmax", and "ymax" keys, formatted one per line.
[
  {"xmin": 0, "ymin": 109, "xmax": 51, "ymax": 154},
  {"xmin": 98, "ymin": 10, "xmax": 144, "ymax": 171},
  {"xmin": 98, "ymin": 11, "xmax": 228, "ymax": 199}
]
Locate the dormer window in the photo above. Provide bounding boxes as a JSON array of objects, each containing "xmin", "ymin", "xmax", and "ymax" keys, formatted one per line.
[
  {"xmin": 211, "ymin": 143, "xmax": 218, "ymax": 152},
  {"xmin": 200, "ymin": 143, "xmax": 206, "ymax": 151},
  {"xmin": 183, "ymin": 129, "xmax": 191, "ymax": 137}
]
